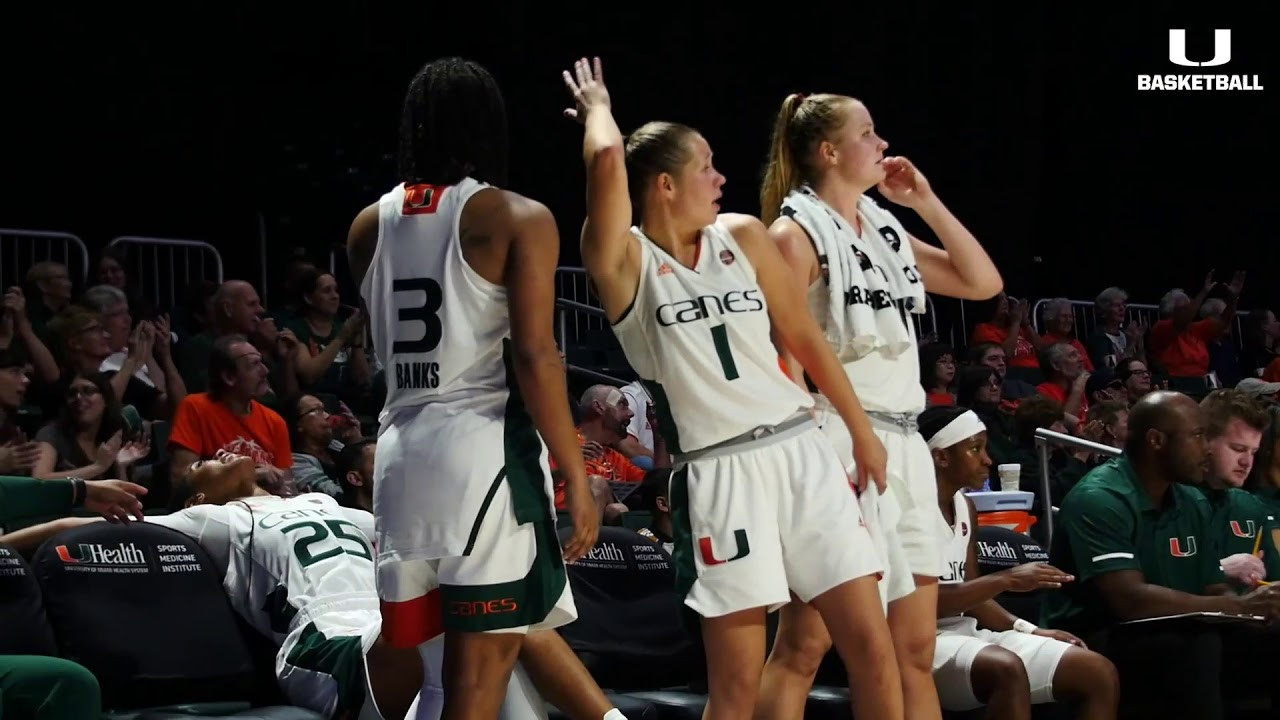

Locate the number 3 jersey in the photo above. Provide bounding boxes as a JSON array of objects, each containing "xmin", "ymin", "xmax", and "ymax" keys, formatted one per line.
[
  {"xmin": 612, "ymin": 221, "xmax": 812, "ymax": 455},
  {"xmin": 148, "ymin": 493, "xmax": 378, "ymax": 646},
  {"xmin": 362, "ymin": 178, "xmax": 511, "ymax": 422}
]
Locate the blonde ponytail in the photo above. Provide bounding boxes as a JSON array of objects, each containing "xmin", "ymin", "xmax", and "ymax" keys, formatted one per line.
[{"xmin": 759, "ymin": 93, "xmax": 806, "ymax": 225}]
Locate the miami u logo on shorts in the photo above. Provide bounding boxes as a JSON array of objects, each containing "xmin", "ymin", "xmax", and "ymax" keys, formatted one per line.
[{"xmin": 699, "ymin": 529, "xmax": 750, "ymax": 566}]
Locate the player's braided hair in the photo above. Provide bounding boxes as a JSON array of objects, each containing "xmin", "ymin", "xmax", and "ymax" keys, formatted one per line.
[{"xmin": 398, "ymin": 57, "xmax": 509, "ymax": 187}]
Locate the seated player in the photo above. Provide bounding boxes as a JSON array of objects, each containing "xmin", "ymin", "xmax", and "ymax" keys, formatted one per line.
[
  {"xmin": 1, "ymin": 451, "xmax": 631, "ymax": 720},
  {"xmin": 921, "ymin": 406, "xmax": 1119, "ymax": 719}
]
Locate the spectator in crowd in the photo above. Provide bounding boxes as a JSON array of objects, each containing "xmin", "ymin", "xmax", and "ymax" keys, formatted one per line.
[
  {"xmin": 93, "ymin": 246, "xmax": 154, "ymax": 321},
  {"xmin": 281, "ymin": 269, "xmax": 371, "ymax": 408},
  {"xmin": 1084, "ymin": 367, "xmax": 1127, "ymax": 409},
  {"xmin": 1197, "ymin": 389, "xmax": 1280, "ymax": 588},
  {"xmin": 1009, "ymin": 395, "xmax": 1092, "ymax": 516},
  {"xmin": 1236, "ymin": 377, "xmax": 1279, "ymax": 406},
  {"xmin": 283, "ymin": 393, "xmax": 342, "ymax": 498},
  {"xmin": 1149, "ymin": 271, "xmax": 1242, "ymax": 397},
  {"xmin": 635, "ymin": 468, "xmax": 673, "ymax": 555},
  {"xmin": 551, "ymin": 385, "xmax": 655, "ymax": 524},
  {"xmin": 617, "ymin": 380, "xmax": 656, "ymax": 466},
  {"xmin": 0, "ymin": 287, "xmax": 58, "ymax": 388},
  {"xmin": 46, "ymin": 306, "xmax": 129, "ymax": 403},
  {"xmin": 1043, "ymin": 391, "xmax": 1280, "ymax": 719},
  {"xmin": 1240, "ymin": 307, "xmax": 1279, "ymax": 379},
  {"xmin": 1116, "ymin": 359, "xmax": 1154, "ymax": 405},
  {"xmin": 1199, "ymin": 298, "xmax": 1241, "ymax": 389},
  {"xmin": 334, "ymin": 436, "xmax": 375, "ymax": 512},
  {"xmin": 968, "ymin": 342, "xmax": 1036, "ymax": 401},
  {"xmin": 172, "ymin": 279, "xmax": 218, "ymax": 342},
  {"xmin": 921, "ymin": 405, "xmax": 1119, "ymax": 719},
  {"xmin": 30, "ymin": 371, "xmax": 148, "ymax": 482},
  {"xmin": 267, "ymin": 253, "xmax": 319, "ymax": 327},
  {"xmin": 920, "ymin": 342, "xmax": 956, "ymax": 407},
  {"xmin": 955, "ymin": 365, "xmax": 1014, "ymax": 464},
  {"xmin": 1036, "ymin": 342, "xmax": 1090, "ymax": 419},
  {"xmin": 177, "ymin": 280, "xmax": 301, "ymax": 405},
  {"xmin": 971, "ymin": 293, "xmax": 1044, "ymax": 384},
  {"xmin": 168, "ymin": 334, "xmax": 294, "ymax": 498},
  {"xmin": 82, "ymin": 284, "xmax": 186, "ymax": 419},
  {"xmin": 23, "ymin": 261, "xmax": 73, "ymax": 338},
  {"xmin": 0, "ymin": 348, "xmax": 37, "ymax": 472},
  {"xmin": 1039, "ymin": 298, "xmax": 1094, "ymax": 372},
  {"xmin": 1085, "ymin": 400, "xmax": 1129, "ymax": 451},
  {"xmin": 1085, "ymin": 287, "xmax": 1144, "ymax": 371}
]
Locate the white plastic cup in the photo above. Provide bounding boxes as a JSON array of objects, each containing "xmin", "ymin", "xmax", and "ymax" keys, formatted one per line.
[{"xmin": 997, "ymin": 463, "xmax": 1021, "ymax": 492}]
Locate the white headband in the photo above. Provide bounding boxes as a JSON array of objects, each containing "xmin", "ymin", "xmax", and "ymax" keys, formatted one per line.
[{"xmin": 926, "ymin": 410, "xmax": 987, "ymax": 450}]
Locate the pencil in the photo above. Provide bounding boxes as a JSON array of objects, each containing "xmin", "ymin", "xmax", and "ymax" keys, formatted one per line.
[{"xmin": 1253, "ymin": 526, "xmax": 1264, "ymax": 556}]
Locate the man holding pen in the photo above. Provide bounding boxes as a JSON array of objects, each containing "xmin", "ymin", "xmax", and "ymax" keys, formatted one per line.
[
  {"xmin": 1043, "ymin": 391, "xmax": 1280, "ymax": 719},
  {"xmin": 1197, "ymin": 389, "xmax": 1280, "ymax": 587}
]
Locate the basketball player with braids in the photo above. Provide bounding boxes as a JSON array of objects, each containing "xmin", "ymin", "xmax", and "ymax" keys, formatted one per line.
[
  {"xmin": 757, "ymin": 92, "xmax": 1003, "ymax": 720},
  {"xmin": 346, "ymin": 57, "xmax": 599, "ymax": 720},
  {"xmin": 563, "ymin": 57, "xmax": 903, "ymax": 720}
]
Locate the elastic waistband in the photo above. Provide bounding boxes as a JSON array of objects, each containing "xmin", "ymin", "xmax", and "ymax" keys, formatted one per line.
[
  {"xmin": 867, "ymin": 410, "xmax": 920, "ymax": 435},
  {"xmin": 674, "ymin": 412, "xmax": 813, "ymax": 466}
]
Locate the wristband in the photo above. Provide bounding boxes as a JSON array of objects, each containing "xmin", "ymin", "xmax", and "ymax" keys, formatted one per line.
[
  {"xmin": 68, "ymin": 476, "xmax": 87, "ymax": 507},
  {"xmin": 1012, "ymin": 618, "xmax": 1037, "ymax": 634}
]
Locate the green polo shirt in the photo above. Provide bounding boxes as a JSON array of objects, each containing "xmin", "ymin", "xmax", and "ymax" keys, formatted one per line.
[
  {"xmin": 1042, "ymin": 457, "xmax": 1225, "ymax": 635},
  {"xmin": 1200, "ymin": 486, "xmax": 1280, "ymax": 584}
]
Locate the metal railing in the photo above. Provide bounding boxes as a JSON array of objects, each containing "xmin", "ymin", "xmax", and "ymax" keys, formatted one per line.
[
  {"xmin": 0, "ymin": 228, "xmax": 90, "ymax": 289},
  {"xmin": 107, "ymin": 236, "xmax": 224, "ymax": 310},
  {"xmin": 1034, "ymin": 427, "xmax": 1121, "ymax": 546},
  {"xmin": 554, "ymin": 296, "xmax": 626, "ymax": 386},
  {"xmin": 1031, "ymin": 298, "xmax": 1250, "ymax": 349}
]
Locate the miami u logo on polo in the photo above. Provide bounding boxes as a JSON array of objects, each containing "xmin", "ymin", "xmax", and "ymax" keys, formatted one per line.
[
  {"xmin": 699, "ymin": 529, "xmax": 750, "ymax": 566},
  {"xmin": 1169, "ymin": 536, "xmax": 1198, "ymax": 557},
  {"xmin": 1231, "ymin": 520, "xmax": 1257, "ymax": 539}
]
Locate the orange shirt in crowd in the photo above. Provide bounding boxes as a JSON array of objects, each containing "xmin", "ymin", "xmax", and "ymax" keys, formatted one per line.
[
  {"xmin": 550, "ymin": 431, "xmax": 647, "ymax": 509},
  {"xmin": 169, "ymin": 393, "xmax": 293, "ymax": 468},
  {"xmin": 1042, "ymin": 332, "xmax": 1095, "ymax": 372},
  {"xmin": 1263, "ymin": 357, "xmax": 1280, "ymax": 383},
  {"xmin": 971, "ymin": 323, "xmax": 1039, "ymax": 370},
  {"xmin": 1036, "ymin": 381, "xmax": 1089, "ymax": 419},
  {"xmin": 927, "ymin": 391, "xmax": 955, "ymax": 407},
  {"xmin": 1149, "ymin": 319, "xmax": 1219, "ymax": 378}
]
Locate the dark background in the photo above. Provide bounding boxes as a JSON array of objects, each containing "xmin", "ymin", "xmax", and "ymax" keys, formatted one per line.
[{"xmin": 1, "ymin": 2, "xmax": 1274, "ymax": 314}]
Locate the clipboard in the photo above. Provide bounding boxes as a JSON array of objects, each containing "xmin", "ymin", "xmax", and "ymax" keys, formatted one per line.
[{"xmin": 1119, "ymin": 611, "xmax": 1266, "ymax": 626}]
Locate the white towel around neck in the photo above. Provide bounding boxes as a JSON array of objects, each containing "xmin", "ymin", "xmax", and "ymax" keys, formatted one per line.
[{"xmin": 780, "ymin": 186, "xmax": 926, "ymax": 361}]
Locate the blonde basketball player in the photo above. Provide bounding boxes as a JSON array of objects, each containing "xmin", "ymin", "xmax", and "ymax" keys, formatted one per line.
[
  {"xmin": 347, "ymin": 57, "xmax": 598, "ymax": 720},
  {"xmin": 756, "ymin": 92, "xmax": 1003, "ymax": 720},
  {"xmin": 562, "ymin": 57, "xmax": 902, "ymax": 720}
]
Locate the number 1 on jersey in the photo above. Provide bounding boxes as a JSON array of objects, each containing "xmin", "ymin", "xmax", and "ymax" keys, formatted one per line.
[{"xmin": 710, "ymin": 324, "xmax": 739, "ymax": 380}]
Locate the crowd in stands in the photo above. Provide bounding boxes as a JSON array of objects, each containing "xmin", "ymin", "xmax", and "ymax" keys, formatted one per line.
[{"xmin": 4, "ymin": 249, "xmax": 1280, "ymax": 719}]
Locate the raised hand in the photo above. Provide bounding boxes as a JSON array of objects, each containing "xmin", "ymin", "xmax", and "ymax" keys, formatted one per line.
[
  {"xmin": 1227, "ymin": 270, "xmax": 1246, "ymax": 297},
  {"xmin": 876, "ymin": 156, "xmax": 934, "ymax": 209},
  {"xmin": 116, "ymin": 434, "xmax": 152, "ymax": 468},
  {"xmin": 95, "ymin": 431, "xmax": 124, "ymax": 472},
  {"xmin": 561, "ymin": 56, "xmax": 610, "ymax": 123}
]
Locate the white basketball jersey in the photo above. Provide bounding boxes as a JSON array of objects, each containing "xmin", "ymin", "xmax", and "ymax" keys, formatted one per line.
[
  {"xmin": 362, "ymin": 179, "xmax": 511, "ymax": 420},
  {"xmin": 807, "ymin": 281, "xmax": 924, "ymax": 414},
  {"xmin": 938, "ymin": 490, "xmax": 973, "ymax": 585},
  {"xmin": 611, "ymin": 222, "xmax": 812, "ymax": 454},
  {"xmin": 153, "ymin": 494, "xmax": 378, "ymax": 645}
]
